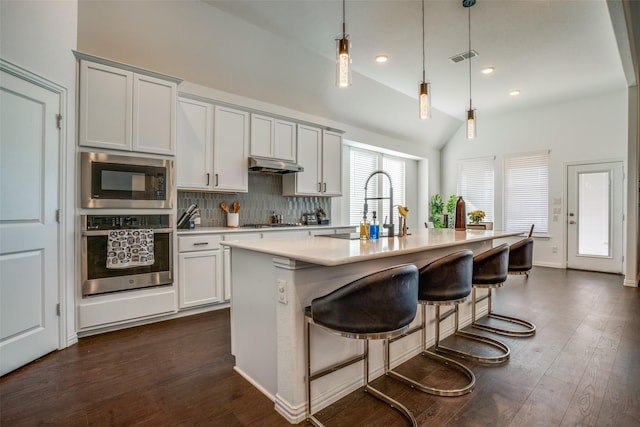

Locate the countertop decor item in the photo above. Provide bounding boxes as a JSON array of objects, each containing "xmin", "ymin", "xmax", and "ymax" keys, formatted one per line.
[
  {"xmin": 468, "ymin": 210, "xmax": 485, "ymax": 224},
  {"xmin": 455, "ymin": 196, "xmax": 466, "ymax": 231}
]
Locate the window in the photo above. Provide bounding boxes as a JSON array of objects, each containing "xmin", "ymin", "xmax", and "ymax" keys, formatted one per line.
[
  {"xmin": 349, "ymin": 147, "xmax": 406, "ymax": 231},
  {"xmin": 503, "ymin": 151, "xmax": 549, "ymax": 233},
  {"xmin": 456, "ymin": 156, "xmax": 494, "ymax": 222}
]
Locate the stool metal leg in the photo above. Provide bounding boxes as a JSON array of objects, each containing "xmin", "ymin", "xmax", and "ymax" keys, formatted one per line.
[
  {"xmin": 306, "ymin": 317, "xmax": 417, "ymax": 427},
  {"xmin": 385, "ymin": 304, "xmax": 475, "ymax": 397},
  {"xmin": 472, "ymin": 287, "xmax": 536, "ymax": 337},
  {"xmin": 433, "ymin": 304, "xmax": 511, "ymax": 365}
]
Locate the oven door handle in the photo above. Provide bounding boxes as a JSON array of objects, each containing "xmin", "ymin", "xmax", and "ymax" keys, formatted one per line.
[{"xmin": 82, "ymin": 228, "xmax": 174, "ymax": 236}]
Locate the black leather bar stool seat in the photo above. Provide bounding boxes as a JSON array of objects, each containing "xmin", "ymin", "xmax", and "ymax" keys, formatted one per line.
[
  {"xmin": 305, "ymin": 264, "xmax": 419, "ymax": 427},
  {"xmin": 472, "ymin": 243, "xmax": 536, "ymax": 337},
  {"xmin": 385, "ymin": 250, "xmax": 483, "ymax": 397}
]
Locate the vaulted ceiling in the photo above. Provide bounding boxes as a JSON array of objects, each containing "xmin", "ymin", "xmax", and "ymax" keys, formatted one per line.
[{"xmin": 78, "ymin": 0, "xmax": 627, "ymax": 153}]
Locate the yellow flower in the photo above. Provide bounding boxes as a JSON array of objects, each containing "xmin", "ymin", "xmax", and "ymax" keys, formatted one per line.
[{"xmin": 468, "ymin": 210, "xmax": 485, "ymax": 223}]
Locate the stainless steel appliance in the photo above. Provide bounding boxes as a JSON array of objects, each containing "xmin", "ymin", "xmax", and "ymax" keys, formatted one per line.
[
  {"xmin": 81, "ymin": 152, "xmax": 173, "ymax": 209},
  {"xmin": 81, "ymin": 214, "xmax": 173, "ymax": 296}
]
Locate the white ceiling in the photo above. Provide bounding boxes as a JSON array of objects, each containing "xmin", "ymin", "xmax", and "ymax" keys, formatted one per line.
[
  {"xmin": 77, "ymin": 0, "xmax": 628, "ymax": 152},
  {"xmin": 204, "ymin": 0, "xmax": 625, "ymax": 149}
]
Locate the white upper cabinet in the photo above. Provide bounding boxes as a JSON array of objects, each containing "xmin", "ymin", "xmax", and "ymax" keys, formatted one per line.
[
  {"xmin": 176, "ymin": 97, "xmax": 213, "ymax": 189},
  {"xmin": 77, "ymin": 55, "xmax": 178, "ymax": 155},
  {"xmin": 212, "ymin": 105, "xmax": 249, "ymax": 192},
  {"xmin": 321, "ymin": 130, "xmax": 343, "ymax": 196},
  {"xmin": 283, "ymin": 125, "xmax": 342, "ymax": 196},
  {"xmin": 250, "ymin": 114, "xmax": 296, "ymax": 162}
]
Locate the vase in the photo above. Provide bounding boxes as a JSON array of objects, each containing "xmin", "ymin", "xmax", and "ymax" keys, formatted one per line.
[{"xmin": 454, "ymin": 196, "xmax": 466, "ymax": 231}]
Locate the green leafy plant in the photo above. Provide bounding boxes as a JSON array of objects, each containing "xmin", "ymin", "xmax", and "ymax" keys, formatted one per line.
[
  {"xmin": 446, "ymin": 194, "xmax": 458, "ymax": 228},
  {"xmin": 429, "ymin": 194, "xmax": 444, "ymax": 228}
]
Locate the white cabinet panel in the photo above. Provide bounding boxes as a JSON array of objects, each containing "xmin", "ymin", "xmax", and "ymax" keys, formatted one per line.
[
  {"xmin": 213, "ymin": 106, "xmax": 249, "ymax": 192},
  {"xmin": 177, "ymin": 97, "xmax": 213, "ymax": 189},
  {"xmin": 283, "ymin": 125, "xmax": 342, "ymax": 196},
  {"xmin": 222, "ymin": 232, "xmax": 260, "ymax": 301},
  {"xmin": 78, "ymin": 58, "xmax": 177, "ymax": 155},
  {"xmin": 251, "ymin": 115, "xmax": 296, "ymax": 162},
  {"xmin": 133, "ymin": 74, "xmax": 176, "ymax": 155},
  {"xmin": 79, "ymin": 60, "xmax": 132, "ymax": 151},
  {"xmin": 178, "ymin": 250, "xmax": 222, "ymax": 308},
  {"xmin": 321, "ymin": 130, "xmax": 343, "ymax": 196}
]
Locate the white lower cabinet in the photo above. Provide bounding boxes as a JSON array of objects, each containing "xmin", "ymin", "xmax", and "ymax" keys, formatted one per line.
[{"xmin": 178, "ymin": 235, "xmax": 223, "ymax": 309}]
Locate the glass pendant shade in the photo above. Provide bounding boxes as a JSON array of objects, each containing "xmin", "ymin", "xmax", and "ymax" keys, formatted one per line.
[
  {"xmin": 466, "ymin": 108, "xmax": 476, "ymax": 139},
  {"xmin": 336, "ymin": 36, "xmax": 351, "ymax": 88},
  {"xmin": 419, "ymin": 82, "xmax": 431, "ymax": 119}
]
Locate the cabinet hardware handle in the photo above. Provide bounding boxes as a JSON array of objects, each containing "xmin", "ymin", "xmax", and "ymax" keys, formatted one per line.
[
  {"xmin": 193, "ymin": 242, "xmax": 209, "ymax": 246},
  {"xmin": 215, "ymin": 174, "xmax": 219, "ymax": 187},
  {"xmin": 318, "ymin": 182, "xmax": 322, "ymax": 192},
  {"xmin": 323, "ymin": 182, "xmax": 327, "ymax": 192},
  {"xmin": 206, "ymin": 173, "xmax": 210, "ymax": 186}
]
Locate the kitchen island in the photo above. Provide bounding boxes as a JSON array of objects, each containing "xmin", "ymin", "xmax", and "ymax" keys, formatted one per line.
[{"xmin": 221, "ymin": 228, "xmax": 524, "ymax": 424}]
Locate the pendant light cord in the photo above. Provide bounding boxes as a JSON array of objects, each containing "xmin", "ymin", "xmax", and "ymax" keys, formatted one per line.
[
  {"xmin": 342, "ymin": 0, "xmax": 346, "ymax": 36},
  {"xmin": 468, "ymin": 6, "xmax": 472, "ymax": 110},
  {"xmin": 422, "ymin": 0, "xmax": 426, "ymax": 82}
]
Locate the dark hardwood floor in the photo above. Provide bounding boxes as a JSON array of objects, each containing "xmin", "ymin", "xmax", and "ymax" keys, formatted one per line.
[{"xmin": 2, "ymin": 267, "xmax": 639, "ymax": 426}]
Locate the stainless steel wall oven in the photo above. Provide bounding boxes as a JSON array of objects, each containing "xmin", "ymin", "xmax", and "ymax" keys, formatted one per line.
[{"xmin": 81, "ymin": 214, "xmax": 173, "ymax": 296}]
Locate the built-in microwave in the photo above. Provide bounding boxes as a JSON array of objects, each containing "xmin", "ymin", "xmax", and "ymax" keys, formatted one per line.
[{"xmin": 81, "ymin": 152, "xmax": 173, "ymax": 209}]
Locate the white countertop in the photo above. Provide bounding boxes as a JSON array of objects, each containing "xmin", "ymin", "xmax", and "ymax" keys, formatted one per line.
[
  {"xmin": 177, "ymin": 224, "xmax": 355, "ymax": 235},
  {"xmin": 221, "ymin": 228, "xmax": 524, "ymax": 266}
]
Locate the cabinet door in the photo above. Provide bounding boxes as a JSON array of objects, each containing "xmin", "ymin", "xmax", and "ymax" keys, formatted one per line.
[
  {"xmin": 79, "ymin": 60, "xmax": 132, "ymax": 151},
  {"xmin": 178, "ymin": 250, "xmax": 222, "ymax": 309},
  {"xmin": 177, "ymin": 98, "xmax": 213, "ymax": 189},
  {"xmin": 291, "ymin": 124, "xmax": 322, "ymax": 195},
  {"xmin": 273, "ymin": 119, "xmax": 296, "ymax": 162},
  {"xmin": 213, "ymin": 106, "xmax": 249, "ymax": 192},
  {"xmin": 132, "ymin": 74, "xmax": 176, "ymax": 155},
  {"xmin": 250, "ymin": 114, "xmax": 273, "ymax": 158},
  {"xmin": 321, "ymin": 130, "xmax": 343, "ymax": 196}
]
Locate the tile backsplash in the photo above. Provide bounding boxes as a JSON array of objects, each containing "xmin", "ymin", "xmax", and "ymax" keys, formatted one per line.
[{"xmin": 177, "ymin": 173, "xmax": 331, "ymax": 227}]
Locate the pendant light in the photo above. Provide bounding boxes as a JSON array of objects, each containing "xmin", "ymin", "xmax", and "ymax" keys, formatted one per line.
[
  {"xmin": 419, "ymin": 0, "xmax": 431, "ymax": 119},
  {"xmin": 336, "ymin": 0, "xmax": 351, "ymax": 88},
  {"xmin": 464, "ymin": 0, "xmax": 477, "ymax": 139}
]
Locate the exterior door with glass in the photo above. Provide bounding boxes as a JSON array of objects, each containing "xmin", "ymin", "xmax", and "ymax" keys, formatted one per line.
[{"xmin": 566, "ymin": 162, "xmax": 623, "ymax": 273}]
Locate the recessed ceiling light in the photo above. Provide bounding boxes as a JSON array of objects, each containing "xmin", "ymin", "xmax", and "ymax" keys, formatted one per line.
[
  {"xmin": 375, "ymin": 54, "xmax": 388, "ymax": 63},
  {"xmin": 481, "ymin": 66, "xmax": 495, "ymax": 74},
  {"xmin": 510, "ymin": 90, "xmax": 521, "ymax": 96}
]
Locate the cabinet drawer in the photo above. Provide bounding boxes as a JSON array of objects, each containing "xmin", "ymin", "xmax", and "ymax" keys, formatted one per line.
[{"xmin": 178, "ymin": 235, "xmax": 222, "ymax": 252}]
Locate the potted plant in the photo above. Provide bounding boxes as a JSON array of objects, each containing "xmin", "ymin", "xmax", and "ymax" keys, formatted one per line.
[
  {"xmin": 429, "ymin": 194, "xmax": 444, "ymax": 228},
  {"xmin": 467, "ymin": 210, "xmax": 486, "ymax": 224}
]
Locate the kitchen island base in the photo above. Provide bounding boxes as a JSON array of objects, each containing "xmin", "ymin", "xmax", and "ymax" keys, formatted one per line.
[{"xmin": 226, "ymin": 232, "xmax": 519, "ymax": 424}]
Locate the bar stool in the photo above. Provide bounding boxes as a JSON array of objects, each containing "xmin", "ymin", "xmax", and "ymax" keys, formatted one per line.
[
  {"xmin": 472, "ymin": 243, "xmax": 536, "ymax": 337},
  {"xmin": 508, "ymin": 237, "xmax": 534, "ymax": 277},
  {"xmin": 509, "ymin": 224, "xmax": 534, "ymax": 277},
  {"xmin": 416, "ymin": 250, "xmax": 510, "ymax": 366},
  {"xmin": 385, "ymin": 250, "xmax": 499, "ymax": 398},
  {"xmin": 305, "ymin": 264, "xmax": 419, "ymax": 427}
]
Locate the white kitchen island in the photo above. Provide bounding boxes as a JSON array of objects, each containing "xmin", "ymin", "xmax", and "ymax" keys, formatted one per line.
[{"xmin": 221, "ymin": 228, "xmax": 524, "ymax": 424}]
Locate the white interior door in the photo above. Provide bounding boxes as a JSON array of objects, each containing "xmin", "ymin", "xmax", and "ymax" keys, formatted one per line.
[
  {"xmin": 0, "ymin": 68, "xmax": 61, "ymax": 375},
  {"xmin": 567, "ymin": 162, "xmax": 623, "ymax": 273}
]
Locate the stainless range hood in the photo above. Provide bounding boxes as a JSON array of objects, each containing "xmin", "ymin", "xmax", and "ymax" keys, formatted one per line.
[{"xmin": 248, "ymin": 157, "xmax": 304, "ymax": 174}]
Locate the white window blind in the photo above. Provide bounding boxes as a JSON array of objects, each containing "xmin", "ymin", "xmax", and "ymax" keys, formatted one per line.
[
  {"xmin": 349, "ymin": 147, "xmax": 406, "ymax": 230},
  {"xmin": 350, "ymin": 148, "xmax": 378, "ymax": 226},
  {"xmin": 503, "ymin": 152, "xmax": 549, "ymax": 233},
  {"xmin": 382, "ymin": 156, "xmax": 406, "ymax": 228},
  {"xmin": 456, "ymin": 156, "xmax": 494, "ymax": 222}
]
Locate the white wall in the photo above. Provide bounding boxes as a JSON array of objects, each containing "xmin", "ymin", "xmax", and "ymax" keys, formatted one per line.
[
  {"xmin": 441, "ymin": 89, "xmax": 628, "ymax": 268},
  {"xmin": 0, "ymin": 0, "xmax": 78, "ymax": 344}
]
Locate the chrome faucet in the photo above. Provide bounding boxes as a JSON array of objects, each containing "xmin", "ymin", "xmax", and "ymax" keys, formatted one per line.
[{"xmin": 364, "ymin": 170, "xmax": 394, "ymax": 237}]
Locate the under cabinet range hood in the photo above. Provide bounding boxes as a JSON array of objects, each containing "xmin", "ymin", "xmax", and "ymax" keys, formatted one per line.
[{"xmin": 248, "ymin": 157, "xmax": 304, "ymax": 174}]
